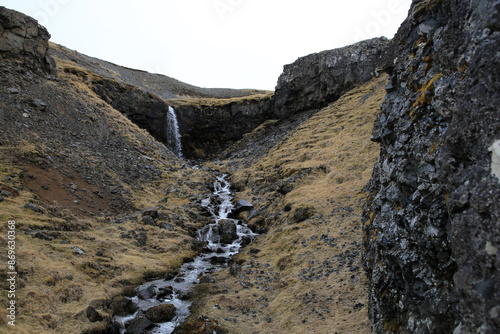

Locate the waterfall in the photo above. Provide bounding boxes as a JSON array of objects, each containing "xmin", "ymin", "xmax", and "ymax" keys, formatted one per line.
[{"xmin": 166, "ymin": 106, "xmax": 183, "ymax": 158}]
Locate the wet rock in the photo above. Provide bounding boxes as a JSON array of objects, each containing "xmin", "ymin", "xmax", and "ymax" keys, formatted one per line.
[
  {"xmin": 218, "ymin": 219, "xmax": 238, "ymax": 244},
  {"xmin": 177, "ymin": 290, "xmax": 193, "ymax": 301},
  {"xmin": 192, "ymin": 240, "xmax": 208, "ymax": 253},
  {"xmin": 110, "ymin": 297, "xmax": 138, "ymax": 316},
  {"xmin": 232, "ymin": 199, "xmax": 254, "ymax": 216},
  {"xmin": 209, "ymin": 256, "xmax": 227, "ymax": 265},
  {"xmin": 156, "ymin": 286, "xmax": 173, "ymax": 300},
  {"xmin": 137, "ymin": 284, "xmax": 155, "ymax": 300},
  {"xmin": 144, "ymin": 304, "xmax": 176, "ymax": 323},
  {"xmin": 125, "ymin": 313, "xmax": 154, "ymax": 334}
]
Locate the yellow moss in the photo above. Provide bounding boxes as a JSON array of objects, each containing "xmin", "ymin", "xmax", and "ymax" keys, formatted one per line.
[{"xmin": 410, "ymin": 73, "xmax": 442, "ymax": 118}]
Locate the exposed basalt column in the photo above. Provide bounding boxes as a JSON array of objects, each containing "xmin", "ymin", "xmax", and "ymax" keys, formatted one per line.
[{"xmin": 363, "ymin": 0, "xmax": 500, "ymax": 333}]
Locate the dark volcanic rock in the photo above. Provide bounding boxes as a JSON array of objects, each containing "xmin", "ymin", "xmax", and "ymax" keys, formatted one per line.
[
  {"xmin": 218, "ymin": 219, "xmax": 238, "ymax": 244},
  {"xmin": 363, "ymin": 0, "xmax": 500, "ymax": 333},
  {"xmin": 110, "ymin": 297, "xmax": 138, "ymax": 316},
  {"xmin": 137, "ymin": 284, "xmax": 155, "ymax": 300},
  {"xmin": 126, "ymin": 313, "xmax": 154, "ymax": 334},
  {"xmin": 144, "ymin": 304, "xmax": 176, "ymax": 323},
  {"xmin": 0, "ymin": 6, "xmax": 57, "ymax": 74},
  {"xmin": 172, "ymin": 95, "xmax": 275, "ymax": 159},
  {"xmin": 274, "ymin": 37, "xmax": 388, "ymax": 118}
]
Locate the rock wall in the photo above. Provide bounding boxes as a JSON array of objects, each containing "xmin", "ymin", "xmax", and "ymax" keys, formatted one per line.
[
  {"xmin": 0, "ymin": 6, "xmax": 56, "ymax": 74},
  {"xmin": 90, "ymin": 76, "xmax": 171, "ymax": 146},
  {"xmin": 363, "ymin": 0, "xmax": 500, "ymax": 333},
  {"xmin": 171, "ymin": 95, "xmax": 275, "ymax": 159},
  {"xmin": 274, "ymin": 37, "xmax": 389, "ymax": 118}
]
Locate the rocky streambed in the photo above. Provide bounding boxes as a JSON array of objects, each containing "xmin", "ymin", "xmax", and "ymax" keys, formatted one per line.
[{"xmin": 112, "ymin": 173, "xmax": 256, "ymax": 333}]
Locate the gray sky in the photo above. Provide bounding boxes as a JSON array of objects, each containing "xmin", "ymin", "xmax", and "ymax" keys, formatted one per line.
[{"xmin": 1, "ymin": 0, "xmax": 411, "ymax": 90}]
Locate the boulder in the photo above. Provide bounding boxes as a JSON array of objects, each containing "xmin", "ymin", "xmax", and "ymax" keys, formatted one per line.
[
  {"xmin": 233, "ymin": 199, "xmax": 254, "ymax": 214},
  {"xmin": 110, "ymin": 297, "xmax": 138, "ymax": 316},
  {"xmin": 126, "ymin": 313, "xmax": 154, "ymax": 334},
  {"xmin": 137, "ymin": 284, "xmax": 155, "ymax": 300},
  {"xmin": 144, "ymin": 304, "xmax": 176, "ymax": 323},
  {"xmin": 218, "ymin": 219, "xmax": 238, "ymax": 244}
]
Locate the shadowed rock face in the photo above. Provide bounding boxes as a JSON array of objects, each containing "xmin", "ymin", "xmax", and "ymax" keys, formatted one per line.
[
  {"xmin": 363, "ymin": 0, "xmax": 500, "ymax": 333},
  {"xmin": 0, "ymin": 6, "xmax": 57, "ymax": 74},
  {"xmin": 172, "ymin": 96, "xmax": 275, "ymax": 159},
  {"xmin": 274, "ymin": 37, "xmax": 389, "ymax": 118}
]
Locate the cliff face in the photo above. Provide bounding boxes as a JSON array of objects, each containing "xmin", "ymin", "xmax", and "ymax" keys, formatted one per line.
[
  {"xmin": 274, "ymin": 37, "xmax": 389, "ymax": 118},
  {"xmin": 363, "ymin": 0, "xmax": 500, "ymax": 333},
  {"xmin": 169, "ymin": 94, "xmax": 274, "ymax": 159},
  {"xmin": 0, "ymin": 6, "xmax": 56, "ymax": 74}
]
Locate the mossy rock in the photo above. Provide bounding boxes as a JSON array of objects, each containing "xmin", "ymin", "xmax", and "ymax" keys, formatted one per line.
[
  {"xmin": 144, "ymin": 303, "xmax": 176, "ymax": 323},
  {"xmin": 291, "ymin": 204, "xmax": 316, "ymax": 223}
]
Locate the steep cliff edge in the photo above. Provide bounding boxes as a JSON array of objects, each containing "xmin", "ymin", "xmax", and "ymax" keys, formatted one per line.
[
  {"xmin": 274, "ymin": 37, "xmax": 389, "ymax": 118},
  {"xmin": 363, "ymin": 0, "xmax": 500, "ymax": 333},
  {"xmin": 0, "ymin": 6, "xmax": 56, "ymax": 74}
]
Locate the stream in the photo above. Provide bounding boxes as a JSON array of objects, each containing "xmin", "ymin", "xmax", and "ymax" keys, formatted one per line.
[{"xmin": 113, "ymin": 173, "xmax": 256, "ymax": 333}]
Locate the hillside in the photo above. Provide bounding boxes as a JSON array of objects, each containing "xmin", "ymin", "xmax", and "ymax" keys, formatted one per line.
[
  {"xmin": 1, "ymin": 1, "xmax": 500, "ymax": 334},
  {"xmin": 49, "ymin": 43, "xmax": 268, "ymax": 100}
]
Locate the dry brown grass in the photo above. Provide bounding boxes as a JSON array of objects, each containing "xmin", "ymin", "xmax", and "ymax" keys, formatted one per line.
[
  {"xmin": 167, "ymin": 91, "xmax": 274, "ymax": 109},
  {"xmin": 189, "ymin": 75, "xmax": 388, "ymax": 333}
]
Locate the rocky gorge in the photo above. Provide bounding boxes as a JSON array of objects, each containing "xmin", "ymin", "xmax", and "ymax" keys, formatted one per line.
[{"xmin": 0, "ymin": 1, "xmax": 499, "ymax": 333}]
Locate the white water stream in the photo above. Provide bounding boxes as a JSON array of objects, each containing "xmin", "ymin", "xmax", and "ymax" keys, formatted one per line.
[{"xmin": 114, "ymin": 174, "xmax": 256, "ymax": 333}]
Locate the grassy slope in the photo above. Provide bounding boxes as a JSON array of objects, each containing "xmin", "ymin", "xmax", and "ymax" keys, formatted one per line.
[
  {"xmin": 0, "ymin": 59, "xmax": 213, "ymax": 333},
  {"xmin": 188, "ymin": 75, "xmax": 388, "ymax": 333}
]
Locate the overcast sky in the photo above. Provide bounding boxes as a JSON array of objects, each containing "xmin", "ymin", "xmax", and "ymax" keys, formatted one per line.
[{"xmin": 2, "ymin": 0, "xmax": 411, "ymax": 90}]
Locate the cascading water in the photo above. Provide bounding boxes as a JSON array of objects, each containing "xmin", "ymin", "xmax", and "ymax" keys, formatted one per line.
[
  {"xmin": 166, "ymin": 106, "xmax": 183, "ymax": 158},
  {"xmin": 113, "ymin": 173, "xmax": 256, "ymax": 333}
]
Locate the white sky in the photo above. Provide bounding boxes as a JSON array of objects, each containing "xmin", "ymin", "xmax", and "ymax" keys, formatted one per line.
[{"xmin": 1, "ymin": 0, "xmax": 411, "ymax": 90}]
